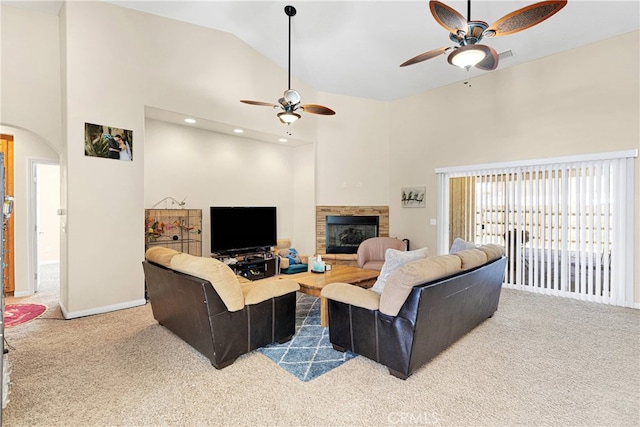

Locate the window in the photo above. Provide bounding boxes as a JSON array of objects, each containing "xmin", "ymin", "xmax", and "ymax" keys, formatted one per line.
[{"xmin": 436, "ymin": 150, "xmax": 637, "ymax": 307}]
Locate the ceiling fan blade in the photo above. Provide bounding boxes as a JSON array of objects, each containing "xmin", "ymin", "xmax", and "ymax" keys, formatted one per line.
[
  {"xmin": 429, "ymin": 1, "xmax": 469, "ymax": 35},
  {"xmin": 475, "ymin": 45, "xmax": 499, "ymax": 71},
  {"xmin": 485, "ymin": 0, "xmax": 567, "ymax": 37},
  {"xmin": 299, "ymin": 104, "xmax": 336, "ymax": 115},
  {"xmin": 400, "ymin": 47, "xmax": 449, "ymax": 67},
  {"xmin": 240, "ymin": 100, "xmax": 279, "ymax": 108}
]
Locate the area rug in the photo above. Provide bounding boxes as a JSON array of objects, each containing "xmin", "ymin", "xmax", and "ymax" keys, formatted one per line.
[
  {"xmin": 4, "ymin": 303, "xmax": 47, "ymax": 328},
  {"xmin": 258, "ymin": 293, "xmax": 357, "ymax": 382}
]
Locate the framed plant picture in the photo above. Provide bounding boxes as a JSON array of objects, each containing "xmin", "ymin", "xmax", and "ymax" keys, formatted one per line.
[
  {"xmin": 84, "ymin": 122, "xmax": 133, "ymax": 161},
  {"xmin": 401, "ymin": 186, "xmax": 426, "ymax": 208}
]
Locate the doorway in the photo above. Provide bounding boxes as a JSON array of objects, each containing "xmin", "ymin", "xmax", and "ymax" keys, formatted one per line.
[
  {"xmin": 1, "ymin": 135, "xmax": 14, "ymax": 294},
  {"xmin": 29, "ymin": 160, "xmax": 60, "ymax": 294}
]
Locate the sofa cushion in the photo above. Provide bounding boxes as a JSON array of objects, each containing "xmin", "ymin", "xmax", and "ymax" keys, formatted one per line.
[
  {"xmin": 170, "ymin": 254, "xmax": 245, "ymax": 312},
  {"xmin": 454, "ymin": 249, "xmax": 488, "ymax": 270},
  {"xmin": 479, "ymin": 244, "xmax": 505, "ymax": 261},
  {"xmin": 379, "ymin": 254, "xmax": 462, "ymax": 317},
  {"xmin": 145, "ymin": 246, "xmax": 181, "ymax": 267},
  {"xmin": 370, "ymin": 247, "xmax": 429, "ymax": 294},
  {"xmin": 281, "ymin": 264, "xmax": 308, "ymax": 274},
  {"xmin": 241, "ymin": 278, "xmax": 300, "ymax": 305},
  {"xmin": 321, "ymin": 282, "xmax": 381, "ymax": 311}
]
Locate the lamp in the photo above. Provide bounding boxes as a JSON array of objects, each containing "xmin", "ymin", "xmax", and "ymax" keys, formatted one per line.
[
  {"xmin": 277, "ymin": 111, "xmax": 301, "ymax": 124},
  {"xmin": 447, "ymin": 44, "xmax": 490, "ymax": 69}
]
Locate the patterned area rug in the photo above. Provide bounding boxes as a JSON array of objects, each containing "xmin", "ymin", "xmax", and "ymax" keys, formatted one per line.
[
  {"xmin": 4, "ymin": 303, "xmax": 47, "ymax": 328},
  {"xmin": 258, "ymin": 293, "xmax": 357, "ymax": 381}
]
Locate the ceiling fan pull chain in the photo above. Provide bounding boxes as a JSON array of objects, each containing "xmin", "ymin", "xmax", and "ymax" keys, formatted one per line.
[{"xmin": 463, "ymin": 67, "xmax": 471, "ymax": 87}]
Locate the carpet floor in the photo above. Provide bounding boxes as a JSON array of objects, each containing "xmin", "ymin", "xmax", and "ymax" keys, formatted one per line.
[{"xmin": 2, "ymin": 263, "xmax": 639, "ymax": 426}]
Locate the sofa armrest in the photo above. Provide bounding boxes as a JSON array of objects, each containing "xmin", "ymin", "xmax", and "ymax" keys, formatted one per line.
[
  {"xmin": 280, "ymin": 256, "xmax": 290, "ymax": 269},
  {"xmin": 241, "ymin": 278, "xmax": 300, "ymax": 305},
  {"xmin": 321, "ymin": 282, "xmax": 380, "ymax": 311},
  {"xmin": 145, "ymin": 246, "xmax": 181, "ymax": 267}
]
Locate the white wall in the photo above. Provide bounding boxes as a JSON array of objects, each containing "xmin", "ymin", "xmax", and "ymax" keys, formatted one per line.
[
  {"xmin": 37, "ymin": 164, "xmax": 61, "ymax": 263},
  {"xmin": 0, "ymin": 126, "xmax": 59, "ymax": 295},
  {"xmin": 314, "ymin": 92, "xmax": 390, "ymax": 207},
  {"xmin": 388, "ymin": 31, "xmax": 640, "ymax": 300},
  {"xmin": 3, "ymin": 2, "xmax": 639, "ymax": 314},
  {"xmin": 0, "ymin": 6, "xmax": 62, "ymax": 151},
  {"xmin": 56, "ymin": 1, "xmax": 335, "ymax": 316},
  {"xmin": 144, "ymin": 119, "xmax": 308, "ymax": 254}
]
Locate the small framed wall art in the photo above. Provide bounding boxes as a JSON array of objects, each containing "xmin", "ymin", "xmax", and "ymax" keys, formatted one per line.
[
  {"xmin": 401, "ymin": 186, "xmax": 426, "ymax": 208},
  {"xmin": 84, "ymin": 122, "xmax": 133, "ymax": 161}
]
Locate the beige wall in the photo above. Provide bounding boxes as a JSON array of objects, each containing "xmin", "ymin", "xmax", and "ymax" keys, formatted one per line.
[
  {"xmin": 2, "ymin": 2, "xmax": 638, "ymax": 314},
  {"xmin": 0, "ymin": 126, "xmax": 59, "ymax": 297},
  {"xmin": 388, "ymin": 30, "xmax": 640, "ymax": 303},
  {"xmin": 144, "ymin": 119, "xmax": 306, "ymax": 255},
  {"xmin": 0, "ymin": 6, "xmax": 62, "ymax": 151}
]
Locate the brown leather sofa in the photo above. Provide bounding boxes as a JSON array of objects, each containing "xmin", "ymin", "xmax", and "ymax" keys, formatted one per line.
[
  {"xmin": 142, "ymin": 247, "xmax": 299, "ymax": 369},
  {"xmin": 322, "ymin": 244, "xmax": 506, "ymax": 379}
]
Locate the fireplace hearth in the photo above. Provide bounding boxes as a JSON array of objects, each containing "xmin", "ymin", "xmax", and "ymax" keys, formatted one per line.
[{"xmin": 325, "ymin": 215, "xmax": 379, "ymax": 254}]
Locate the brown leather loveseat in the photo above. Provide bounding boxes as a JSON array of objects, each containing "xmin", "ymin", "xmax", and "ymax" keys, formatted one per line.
[
  {"xmin": 321, "ymin": 244, "xmax": 506, "ymax": 379},
  {"xmin": 142, "ymin": 247, "xmax": 299, "ymax": 369}
]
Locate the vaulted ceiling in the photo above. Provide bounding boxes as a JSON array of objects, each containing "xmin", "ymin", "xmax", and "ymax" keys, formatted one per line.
[
  {"xmin": 7, "ymin": 1, "xmax": 639, "ymax": 102},
  {"xmin": 105, "ymin": 0, "xmax": 639, "ymax": 101}
]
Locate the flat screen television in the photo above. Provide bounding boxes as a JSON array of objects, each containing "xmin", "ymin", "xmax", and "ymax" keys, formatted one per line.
[{"xmin": 210, "ymin": 206, "xmax": 277, "ymax": 255}]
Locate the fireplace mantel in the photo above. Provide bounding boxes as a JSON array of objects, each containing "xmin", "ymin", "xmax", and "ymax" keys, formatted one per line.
[{"xmin": 315, "ymin": 206, "xmax": 389, "ymax": 255}]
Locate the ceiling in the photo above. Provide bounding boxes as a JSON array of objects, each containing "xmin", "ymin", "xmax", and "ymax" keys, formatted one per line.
[
  {"xmin": 8, "ymin": 1, "xmax": 639, "ymax": 101},
  {"xmin": 108, "ymin": 0, "xmax": 638, "ymax": 101},
  {"xmin": 6, "ymin": 1, "xmax": 638, "ymax": 143}
]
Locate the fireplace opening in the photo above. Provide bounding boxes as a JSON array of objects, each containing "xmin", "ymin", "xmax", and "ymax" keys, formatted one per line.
[{"xmin": 325, "ymin": 215, "xmax": 379, "ymax": 254}]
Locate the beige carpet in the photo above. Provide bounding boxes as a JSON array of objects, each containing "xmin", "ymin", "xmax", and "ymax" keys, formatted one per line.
[{"xmin": 2, "ymin": 269, "xmax": 639, "ymax": 426}]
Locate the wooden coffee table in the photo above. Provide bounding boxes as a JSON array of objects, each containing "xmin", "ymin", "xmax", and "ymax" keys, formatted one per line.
[{"xmin": 283, "ymin": 265, "xmax": 379, "ymax": 327}]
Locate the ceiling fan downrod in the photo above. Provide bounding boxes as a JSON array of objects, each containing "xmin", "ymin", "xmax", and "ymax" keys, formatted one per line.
[{"xmin": 285, "ymin": 5, "xmax": 296, "ymax": 91}]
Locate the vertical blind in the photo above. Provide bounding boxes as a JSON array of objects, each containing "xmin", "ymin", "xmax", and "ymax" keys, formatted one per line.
[{"xmin": 436, "ymin": 150, "xmax": 637, "ymax": 307}]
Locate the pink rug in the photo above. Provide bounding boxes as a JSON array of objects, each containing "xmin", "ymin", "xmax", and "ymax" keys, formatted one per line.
[{"xmin": 4, "ymin": 303, "xmax": 47, "ymax": 328}]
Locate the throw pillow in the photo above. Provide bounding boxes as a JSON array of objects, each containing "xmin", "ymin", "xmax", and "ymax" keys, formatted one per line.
[
  {"xmin": 370, "ymin": 247, "xmax": 429, "ymax": 294},
  {"xmin": 449, "ymin": 238, "xmax": 477, "ymax": 254}
]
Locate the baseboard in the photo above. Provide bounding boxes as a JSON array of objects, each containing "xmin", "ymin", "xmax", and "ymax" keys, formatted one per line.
[
  {"xmin": 13, "ymin": 290, "xmax": 32, "ymax": 298},
  {"xmin": 59, "ymin": 298, "xmax": 147, "ymax": 319}
]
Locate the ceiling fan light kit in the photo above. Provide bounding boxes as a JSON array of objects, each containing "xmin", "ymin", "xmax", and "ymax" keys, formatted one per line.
[
  {"xmin": 240, "ymin": 5, "xmax": 335, "ymax": 134},
  {"xmin": 448, "ymin": 45, "xmax": 489, "ymax": 68},
  {"xmin": 278, "ymin": 111, "xmax": 301, "ymax": 124},
  {"xmin": 402, "ymin": 0, "xmax": 568, "ymax": 79}
]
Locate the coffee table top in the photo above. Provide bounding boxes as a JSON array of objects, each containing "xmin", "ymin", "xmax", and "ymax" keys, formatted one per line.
[{"xmin": 287, "ymin": 265, "xmax": 379, "ymax": 292}]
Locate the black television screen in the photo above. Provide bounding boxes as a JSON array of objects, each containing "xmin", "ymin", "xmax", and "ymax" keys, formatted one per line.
[{"xmin": 210, "ymin": 206, "xmax": 277, "ymax": 254}]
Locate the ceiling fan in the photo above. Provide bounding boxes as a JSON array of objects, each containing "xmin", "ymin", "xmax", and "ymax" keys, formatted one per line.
[
  {"xmin": 241, "ymin": 5, "xmax": 335, "ymax": 132},
  {"xmin": 400, "ymin": 0, "xmax": 567, "ymax": 71}
]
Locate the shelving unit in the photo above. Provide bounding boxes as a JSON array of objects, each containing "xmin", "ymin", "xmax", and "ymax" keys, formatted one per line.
[
  {"xmin": 232, "ymin": 256, "xmax": 276, "ymax": 281},
  {"xmin": 145, "ymin": 209, "xmax": 202, "ymax": 256},
  {"xmin": 211, "ymin": 251, "xmax": 276, "ymax": 281}
]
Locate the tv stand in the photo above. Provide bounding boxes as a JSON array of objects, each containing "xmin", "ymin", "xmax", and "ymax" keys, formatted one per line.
[{"xmin": 212, "ymin": 250, "xmax": 276, "ymax": 281}]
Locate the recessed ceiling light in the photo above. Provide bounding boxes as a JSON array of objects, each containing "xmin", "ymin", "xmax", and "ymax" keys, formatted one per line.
[
  {"xmin": 279, "ymin": 138, "xmax": 288, "ymax": 143},
  {"xmin": 184, "ymin": 118, "xmax": 196, "ymax": 124},
  {"xmin": 233, "ymin": 128, "xmax": 244, "ymax": 134}
]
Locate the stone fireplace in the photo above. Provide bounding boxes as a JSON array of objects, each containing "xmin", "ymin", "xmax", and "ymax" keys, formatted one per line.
[
  {"xmin": 325, "ymin": 215, "xmax": 379, "ymax": 254},
  {"xmin": 316, "ymin": 206, "xmax": 390, "ymax": 262}
]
